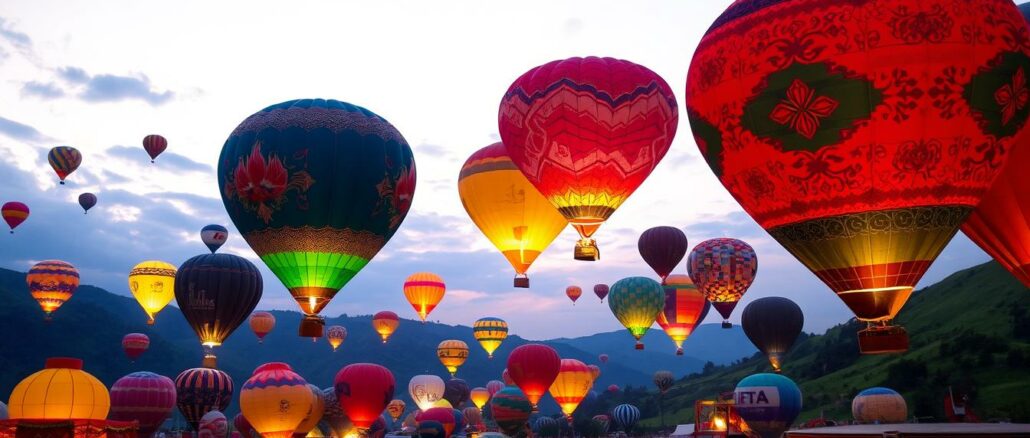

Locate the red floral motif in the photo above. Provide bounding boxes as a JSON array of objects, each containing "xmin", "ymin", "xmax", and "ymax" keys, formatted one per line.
[
  {"xmin": 234, "ymin": 143, "xmax": 287, "ymax": 203},
  {"xmin": 995, "ymin": 67, "xmax": 1029, "ymax": 126},
  {"xmin": 888, "ymin": 5, "xmax": 953, "ymax": 44},
  {"xmin": 393, "ymin": 165, "xmax": 416, "ymax": 217},
  {"xmin": 769, "ymin": 79, "xmax": 840, "ymax": 139},
  {"xmin": 893, "ymin": 140, "xmax": 942, "ymax": 180}
]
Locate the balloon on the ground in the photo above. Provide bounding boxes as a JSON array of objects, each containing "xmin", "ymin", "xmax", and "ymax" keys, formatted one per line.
[
  {"xmin": 742, "ymin": 297, "xmax": 804, "ymax": 372},
  {"xmin": 249, "ymin": 311, "xmax": 276, "ymax": 343},
  {"xmin": 417, "ymin": 420, "xmax": 446, "ymax": 438},
  {"xmin": 608, "ymin": 276, "xmax": 664, "ymax": 349},
  {"xmin": 241, "ymin": 363, "xmax": 312, "ymax": 438},
  {"xmin": 335, "ymin": 363, "xmax": 396, "ymax": 430},
  {"xmin": 219, "ymin": 99, "xmax": 416, "ymax": 338},
  {"xmin": 373, "ymin": 311, "xmax": 399, "ymax": 343},
  {"xmin": 142, "ymin": 134, "xmax": 168, "ymax": 163},
  {"xmin": 657, "ymin": 274, "xmax": 710, "ymax": 355},
  {"xmin": 327, "ymin": 325, "xmax": 347, "ymax": 351},
  {"xmin": 128, "ymin": 260, "xmax": 176, "ymax": 325},
  {"xmin": 506, "ymin": 343, "xmax": 560, "ymax": 410},
  {"xmin": 121, "ymin": 333, "xmax": 149, "ymax": 361},
  {"xmin": 489, "ymin": 386, "xmax": 532, "ymax": 436},
  {"xmin": 437, "ymin": 340, "xmax": 469, "ymax": 377},
  {"xmin": 457, "ymin": 142, "xmax": 567, "ymax": 288},
  {"xmin": 687, "ymin": 239, "xmax": 756, "ymax": 328},
  {"xmin": 612, "ymin": 404, "xmax": 640, "ymax": 432},
  {"xmin": 499, "ymin": 56, "xmax": 678, "ymax": 261},
  {"xmin": 462, "ymin": 406, "xmax": 482, "ymax": 432},
  {"xmin": 321, "ymin": 387, "xmax": 355, "ymax": 438},
  {"xmin": 175, "ymin": 367, "xmax": 233, "ymax": 431},
  {"xmin": 486, "ymin": 381, "xmax": 504, "ymax": 397},
  {"xmin": 77, "ymin": 193, "xmax": 96, "ymax": 214},
  {"xmin": 48, "ymin": 146, "xmax": 81, "ymax": 184},
  {"xmin": 417, "ymin": 408, "xmax": 455, "ymax": 438},
  {"xmin": 7, "ymin": 358, "xmax": 109, "ymax": 420},
  {"xmin": 852, "ymin": 387, "xmax": 907, "ymax": 424},
  {"xmin": 409, "ymin": 374, "xmax": 445, "ymax": 411},
  {"xmin": 548, "ymin": 359, "xmax": 593, "ymax": 418},
  {"xmin": 405, "ymin": 272, "xmax": 445, "ymax": 323},
  {"xmin": 387, "ymin": 399, "xmax": 406, "ymax": 421},
  {"xmin": 234, "ymin": 414, "xmax": 254, "ymax": 438},
  {"xmin": 110, "ymin": 371, "xmax": 176, "ymax": 438},
  {"xmin": 592, "ymin": 415, "xmax": 610, "ymax": 433},
  {"xmin": 470, "ymin": 387, "xmax": 489, "ymax": 410},
  {"xmin": 200, "ymin": 225, "xmax": 229, "ymax": 253},
  {"xmin": 443, "ymin": 378, "xmax": 470, "ymax": 408},
  {"xmin": 638, "ymin": 227, "xmax": 688, "ymax": 284},
  {"xmin": 473, "ymin": 317, "xmax": 508, "ymax": 358},
  {"xmin": 607, "ymin": 385, "xmax": 619, "ymax": 393},
  {"xmin": 734, "ymin": 373, "xmax": 802, "ymax": 438},
  {"xmin": 27, "ymin": 260, "xmax": 79, "ymax": 320},
  {"xmin": 199, "ymin": 410, "xmax": 228, "ymax": 438},
  {"xmin": 295, "ymin": 384, "xmax": 326, "ymax": 437},
  {"xmin": 1, "ymin": 202, "xmax": 29, "ymax": 233}
]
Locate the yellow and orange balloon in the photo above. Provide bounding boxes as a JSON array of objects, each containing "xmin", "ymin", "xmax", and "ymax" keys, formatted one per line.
[
  {"xmin": 548, "ymin": 359, "xmax": 594, "ymax": 418},
  {"xmin": 404, "ymin": 272, "xmax": 445, "ymax": 323},
  {"xmin": 373, "ymin": 311, "xmax": 399, "ymax": 343},
  {"xmin": 27, "ymin": 260, "xmax": 79, "ymax": 320},
  {"xmin": 240, "ymin": 363, "xmax": 313, "ymax": 438},
  {"xmin": 437, "ymin": 340, "xmax": 469, "ymax": 377},
  {"xmin": 128, "ymin": 261, "xmax": 176, "ymax": 325}
]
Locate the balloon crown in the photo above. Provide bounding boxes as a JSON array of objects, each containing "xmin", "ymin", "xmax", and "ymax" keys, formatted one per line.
[
  {"xmin": 253, "ymin": 362, "xmax": 292, "ymax": 374},
  {"xmin": 45, "ymin": 357, "xmax": 83, "ymax": 370}
]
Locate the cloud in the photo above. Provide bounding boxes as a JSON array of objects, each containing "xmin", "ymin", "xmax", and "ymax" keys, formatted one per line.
[
  {"xmin": 104, "ymin": 146, "xmax": 211, "ymax": 173},
  {"xmin": 0, "ymin": 115, "xmax": 49, "ymax": 142},
  {"xmin": 56, "ymin": 66, "xmax": 174, "ymax": 106},
  {"xmin": 0, "ymin": 17, "xmax": 32, "ymax": 53},
  {"xmin": 21, "ymin": 81, "xmax": 65, "ymax": 99}
]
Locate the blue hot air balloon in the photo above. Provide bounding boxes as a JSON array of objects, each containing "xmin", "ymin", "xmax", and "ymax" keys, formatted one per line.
[
  {"xmin": 734, "ymin": 373, "xmax": 801, "ymax": 438},
  {"xmin": 200, "ymin": 224, "xmax": 229, "ymax": 253},
  {"xmin": 611, "ymin": 404, "xmax": 640, "ymax": 432}
]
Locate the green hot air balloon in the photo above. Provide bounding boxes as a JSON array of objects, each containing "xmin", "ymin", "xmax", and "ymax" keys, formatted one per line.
[
  {"xmin": 218, "ymin": 99, "xmax": 416, "ymax": 338},
  {"xmin": 608, "ymin": 276, "xmax": 664, "ymax": 350}
]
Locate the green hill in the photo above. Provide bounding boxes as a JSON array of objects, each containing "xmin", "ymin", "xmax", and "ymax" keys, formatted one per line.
[{"xmin": 625, "ymin": 261, "xmax": 1030, "ymax": 428}]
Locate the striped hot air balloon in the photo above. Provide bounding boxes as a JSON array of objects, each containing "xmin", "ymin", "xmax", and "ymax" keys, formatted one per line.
[
  {"xmin": 548, "ymin": 359, "xmax": 593, "ymax": 419},
  {"xmin": 852, "ymin": 387, "xmax": 907, "ymax": 424},
  {"xmin": 48, "ymin": 146, "xmax": 82, "ymax": 184},
  {"xmin": 612, "ymin": 404, "xmax": 640, "ymax": 432},
  {"xmin": 109, "ymin": 371, "xmax": 177, "ymax": 438},
  {"xmin": 121, "ymin": 333, "xmax": 150, "ymax": 361},
  {"xmin": 175, "ymin": 367, "xmax": 233, "ymax": 431},
  {"xmin": 657, "ymin": 274, "xmax": 711, "ymax": 355},
  {"xmin": 142, "ymin": 134, "xmax": 168, "ymax": 163},
  {"xmin": 1, "ymin": 201, "xmax": 29, "ymax": 233},
  {"xmin": 27, "ymin": 260, "xmax": 79, "ymax": 320},
  {"xmin": 489, "ymin": 387, "xmax": 532, "ymax": 436},
  {"xmin": 404, "ymin": 272, "xmax": 445, "ymax": 322},
  {"xmin": 473, "ymin": 317, "xmax": 508, "ymax": 358},
  {"xmin": 437, "ymin": 340, "xmax": 469, "ymax": 377}
]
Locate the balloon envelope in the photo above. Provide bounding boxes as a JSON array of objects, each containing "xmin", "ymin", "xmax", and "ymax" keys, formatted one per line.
[
  {"xmin": 489, "ymin": 387, "xmax": 532, "ymax": 436},
  {"xmin": 78, "ymin": 193, "xmax": 97, "ymax": 214},
  {"xmin": 109, "ymin": 371, "xmax": 176, "ymax": 438},
  {"xmin": 409, "ymin": 375, "xmax": 446, "ymax": 411},
  {"xmin": 405, "ymin": 272, "xmax": 445, "ymax": 322},
  {"xmin": 241, "ymin": 363, "xmax": 312, "ymax": 438},
  {"xmin": 593, "ymin": 284, "xmax": 609, "ymax": 302},
  {"xmin": 128, "ymin": 260, "xmax": 176, "ymax": 325},
  {"xmin": 27, "ymin": 260, "xmax": 79, "ymax": 318},
  {"xmin": 175, "ymin": 368, "xmax": 233, "ymax": 431},
  {"xmin": 142, "ymin": 134, "xmax": 168, "ymax": 162},
  {"xmin": 200, "ymin": 225, "xmax": 229, "ymax": 253},
  {"xmin": 852, "ymin": 387, "xmax": 907, "ymax": 424},
  {"xmin": 437, "ymin": 340, "xmax": 469, "ymax": 377},
  {"xmin": 734, "ymin": 373, "xmax": 802, "ymax": 438},
  {"xmin": 48, "ymin": 146, "xmax": 81, "ymax": 184},
  {"xmin": 653, "ymin": 371, "xmax": 674, "ymax": 394},
  {"xmin": 608, "ymin": 277, "xmax": 664, "ymax": 349},
  {"xmin": 473, "ymin": 317, "xmax": 508, "ymax": 358},
  {"xmin": 507, "ymin": 344, "xmax": 560, "ymax": 410},
  {"xmin": 372, "ymin": 311, "xmax": 399, "ymax": 343},
  {"xmin": 657, "ymin": 274, "xmax": 710, "ymax": 355},
  {"xmin": 443, "ymin": 378, "xmax": 470, "ymax": 408},
  {"xmin": 687, "ymin": 238, "xmax": 757, "ymax": 327},
  {"xmin": 612, "ymin": 404, "xmax": 640, "ymax": 431},
  {"xmin": 741, "ymin": 297, "xmax": 804, "ymax": 372},
  {"xmin": 335, "ymin": 363, "xmax": 396, "ymax": 429},
  {"xmin": 199, "ymin": 410, "xmax": 228, "ymax": 438},
  {"xmin": 548, "ymin": 359, "xmax": 593, "ymax": 417},
  {"xmin": 174, "ymin": 254, "xmax": 262, "ymax": 352},
  {"xmin": 1, "ymin": 201, "xmax": 29, "ymax": 232},
  {"xmin": 327, "ymin": 325, "xmax": 348, "ymax": 351},
  {"xmin": 249, "ymin": 311, "xmax": 276, "ymax": 343},
  {"xmin": 121, "ymin": 333, "xmax": 149, "ymax": 361},
  {"xmin": 638, "ymin": 226, "xmax": 688, "ymax": 283}
]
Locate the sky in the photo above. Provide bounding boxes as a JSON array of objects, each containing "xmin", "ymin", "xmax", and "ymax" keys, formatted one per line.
[{"xmin": 0, "ymin": 1, "xmax": 995, "ymax": 340}]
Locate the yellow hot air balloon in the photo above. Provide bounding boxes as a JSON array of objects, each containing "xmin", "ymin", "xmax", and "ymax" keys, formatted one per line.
[
  {"xmin": 404, "ymin": 273, "xmax": 445, "ymax": 322},
  {"xmin": 470, "ymin": 387, "xmax": 490, "ymax": 410},
  {"xmin": 548, "ymin": 359, "xmax": 594, "ymax": 419},
  {"xmin": 7, "ymin": 358, "xmax": 109, "ymax": 420},
  {"xmin": 458, "ymin": 143, "xmax": 568, "ymax": 288},
  {"xmin": 473, "ymin": 317, "xmax": 508, "ymax": 359},
  {"xmin": 295, "ymin": 384, "xmax": 326, "ymax": 437},
  {"xmin": 240, "ymin": 363, "xmax": 313, "ymax": 438},
  {"xmin": 128, "ymin": 261, "xmax": 176, "ymax": 325},
  {"xmin": 437, "ymin": 340, "xmax": 468, "ymax": 377},
  {"xmin": 430, "ymin": 399, "xmax": 453, "ymax": 409}
]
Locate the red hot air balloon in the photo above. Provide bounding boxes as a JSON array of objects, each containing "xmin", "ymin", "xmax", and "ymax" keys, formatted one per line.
[
  {"xmin": 506, "ymin": 344, "xmax": 560, "ymax": 411},
  {"xmin": 593, "ymin": 284, "xmax": 609, "ymax": 302},
  {"xmin": 686, "ymin": 0, "xmax": 1029, "ymax": 353},
  {"xmin": 110, "ymin": 371, "xmax": 177, "ymax": 438},
  {"xmin": 687, "ymin": 239, "xmax": 757, "ymax": 329},
  {"xmin": 122, "ymin": 333, "xmax": 150, "ymax": 361},
  {"xmin": 334, "ymin": 363, "xmax": 396, "ymax": 432},
  {"xmin": 607, "ymin": 385, "xmax": 619, "ymax": 393},
  {"xmin": 566, "ymin": 286, "xmax": 582, "ymax": 305},
  {"xmin": 143, "ymin": 134, "xmax": 168, "ymax": 163},
  {"xmin": 598, "ymin": 354, "xmax": 608, "ymax": 365},
  {"xmin": 2, "ymin": 202, "xmax": 29, "ymax": 233},
  {"xmin": 657, "ymin": 275, "xmax": 710, "ymax": 355},
  {"xmin": 638, "ymin": 227, "xmax": 688, "ymax": 284},
  {"xmin": 234, "ymin": 413, "xmax": 254, "ymax": 438},
  {"xmin": 499, "ymin": 56, "xmax": 679, "ymax": 261}
]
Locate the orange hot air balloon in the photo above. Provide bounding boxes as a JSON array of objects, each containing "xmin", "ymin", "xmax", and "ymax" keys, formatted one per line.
[
  {"xmin": 327, "ymin": 325, "xmax": 348, "ymax": 352},
  {"xmin": 458, "ymin": 143, "xmax": 568, "ymax": 288},
  {"xmin": 548, "ymin": 359, "xmax": 594, "ymax": 419},
  {"xmin": 373, "ymin": 311, "xmax": 400, "ymax": 343},
  {"xmin": 470, "ymin": 387, "xmax": 490, "ymax": 410},
  {"xmin": 405, "ymin": 273, "xmax": 445, "ymax": 322},
  {"xmin": 657, "ymin": 275, "xmax": 711, "ymax": 355},
  {"xmin": 26, "ymin": 260, "xmax": 79, "ymax": 320},
  {"xmin": 686, "ymin": 0, "xmax": 1029, "ymax": 354},
  {"xmin": 240, "ymin": 363, "xmax": 313, "ymax": 438},
  {"xmin": 249, "ymin": 311, "xmax": 276, "ymax": 343},
  {"xmin": 566, "ymin": 286, "xmax": 582, "ymax": 305},
  {"xmin": 499, "ymin": 57, "xmax": 679, "ymax": 261},
  {"xmin": 437, "ymin": 340, "xmax": 469, "ymax": 377}
]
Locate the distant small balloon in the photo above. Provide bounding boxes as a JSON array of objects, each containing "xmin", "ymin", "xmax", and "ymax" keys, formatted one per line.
[
  {"xmin": 327, "ymin": 325, "xmax": 348, "ymax": 352},
  {"xmin": 593, "ymin": 284, "xmax": 609, "ymax": 302},
  {"xmin": 2, "ymin": 202, "xmax": 29, "ymax": 233},
  {"xmin": 78, "ymin": 193, "xmax": 97, "ymax": 214},
  {"xmin": 48, "ymin": 146, "xmax": 82, "ymax": 185},
  {"xmin": 142, "ymin": 134, "xmax": 168, "ymax": 163},
  {"xmin": 122, "ymin": 333, "xmax": 150, "ymax": 361},
  {"xmin": 566, "ymin": 285, "xmax": 582, "ymax": 305},
  {"xmin": 200, "ymin": 224, "xmax": 229, "ymax": 253}
]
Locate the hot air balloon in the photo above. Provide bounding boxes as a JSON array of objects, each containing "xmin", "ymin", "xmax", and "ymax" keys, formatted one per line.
[
  {"xmin": 462, "ymin": 406, "xmax": 482, "ymax": 433},
  {"xmin": 437, "ymin": 340, "xmax": 469, "ymax": 377},
  {"xmin": 444, "ymin": 379, "xmax": 470, "ymax": 408},
  {"xmin": 409, "ymin": 375, "xmax": 446, "ymax": 411},
  {"xmin": 548, "ymin": 359, "xmax": 593, "ymax": 420},
  {"xmin": 6, "ymin": 358, "xmax": 109, "ymax": 420},
  {"xmin": 612, "ymin": 404, "xmax": 640, "ymax": 432},
  {"xmin": 430, "ymin": 399, "xmax": 453, "ymax": 410},
  {"xmin": 296, "ymin": 384, "xmax": 327, "ymax": 438},
  {"xmin": 405, "ymin": 273, "xmax": 445, "ymax": 323},
  {"xmin": 587, "ymin": 365, "xmax": 601, "ymax": 381},
  {"xmin": 687, "ymin": 239, "xmax": 757, "ymax": 329},
  {"xmin": 321, "ymin": 387, "xmax": 355, "ymax": 438},
  {"xmin": 473, "ymin": 317, "xmax": 508, "ymax": 358},
  {"xmin": 417, "ymin": 408, "xmax": 455, "ymax": 438},
  {"xmin": 27, "ymin": 260, "xmax": 79, "ymax": 320},
  {"xmin": 458, "ymin": 143, "xmax": 568, "ymax": 288},
  {"xmin": 249, "ymin": 311, "xmax": 276, "ymax": 343},
  {"xmin": 200, "ymin": 225, "xmax": 229, "ymax": 254},
  {"xmin": 110, "ymin": 371, "xmax": 177, "ymax": 438},
  {"xmin": 638, "ymin": 227, "xmax": 688, "ymax": 284},
  {"xmin": 48, "ymin": 146, "xmax": 81, "ymax": 185},
  {"xmin": 486, "ymin": 381, "xmax": 504, "ymax": 398},
  {"xmin": 373, "ymin": 311, "xmax": 399, "ymax": 343},
  {"xmin": 327, "ymin": 325, "xmax": 348, "ymax": 351},
  {"xmin": 593, "ymin": 284, "xmax": 609, "ymax": 302},
  {"xmin": 686, "ymin": 0, "xmax": 1028, "ymax": 353},
  {"xmin": 657, "ymin": 274, "xmax": 711, "ymax": 355},
  {"xmin": 501, "ymin": 369, "xmax": 513, "ymax": 386},
  {"xmin": 489, "ymin": 387, "xmax": 532, "ymax": 436},
  {"xmin": 499, "ymin": 56, "xmax": 678, "ymax": 261},
  {"xmin": 734, "ymin": 373, "xmax": 802, "ymax": 438},
  {"xmin": 175, "ymin": 368, "xmax": 233, "ymax": 431},
  {"xmin": 78, "ymin": 193, "xmax": 97, "ymax": 214},
  {"xmin": 219, "ymin": 99, "xmax": 416, "ymax": 338},
  {"xmin": 234, "ymin": 414, "xmax": 254, "ymax": 438},
  {"xmin": 469, "ymin": 388, "xmax": 489, "ymax": 411},
  {"xmin": 241, "ymin": 363, "xmax": 312, "ymax": 438},
  {"xmin": 608, "ymin": 276, "xmax": 664, "ymax": 349},
  {"xmin": 607, "ymin": 385, "xmax": 619, "ymax": 393},
  {"xmin": 200, "ymin": 410, "xmax": 228, "ymax": 438},
  {"xmin": 334, "ymin": 363, "xmax": 396, "ymax": 431},
  {"xmin": 598, "ymin": 354, "xmax": 608, "ymax": 364},
  {"xmin": 507, "ymin": 344, "xmax": 560, "ymax": 411},
  {"xmin": 566, "ymin": 286, "xmax": 582, "ymax": 305},
  {"xmin": 592, "ymin": 415, "xmax": 610, "ymax": 434},
  {"xmin": 2, "ymin": 202, "xmax": 28, "ymax": 233},
  {"xmin": 533, "ymin": 417, "xmax": 558, "ymax": 436},
  {"xmin": 175, "ymin": 253, "xmax": 262, "ymax": 367},
  {"xmin": 122, "ymin": 333, "xmax": 150, "ymax": 362},
  {"xmin": 387, "ymin": 399, "xmax": 406, "ymax": 421},
  {"xmin": 742, "ymin": 297, "xmax": 804, "ymax": 372},
  {"xmin": 653, "ymin": 371, "xmax": 674, "ymax": 394},
  {"xmin": 852, "ymin": 387, "xmax": 907, "ymax": 424},
  {"xmin": 142, "ymin": 134, "xmax": 168, "ymax": 163},
  {"xmin": 128, "ymin": 260, "xmax": 176, "ymax": 325}
]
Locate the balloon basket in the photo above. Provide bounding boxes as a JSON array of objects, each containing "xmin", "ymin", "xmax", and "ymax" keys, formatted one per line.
[
  {"xmin": 676, "ymin": 348, "xmax": 684, "ymax": 356},
  {"xmin": 513, "ymin": 276, "xmax": 529, "ymax": 288},
  {"xmin": 858, "ymin": 324, "xmax": 909, "ymax": 354},
  {"xmin": 574, "ymin": 240, "xmax": 600, "ymax": 261},
  {"xmin": 202, "ymin": 355, "xmax": 217, "ymax": 369},
  {"xmin": 299, "ymin": 315, "xmax": 325, "ymax": 338},
  {"xmin": 721, "ymin": 321, "xmax": 732, "ymax": 329},
  {"xmin": 635, "ymin": 341, "xmax": 644, "ymax": 350}
]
